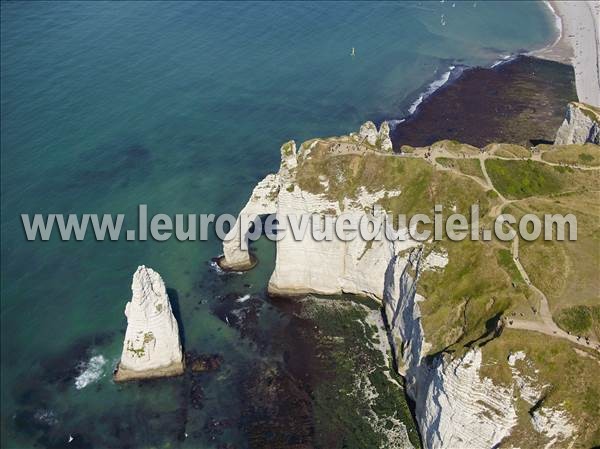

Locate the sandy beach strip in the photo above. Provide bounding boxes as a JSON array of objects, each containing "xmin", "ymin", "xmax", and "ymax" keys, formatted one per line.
[{"xmin": 532, "ymin": 1, "xmax": 600, "ymax": 107}]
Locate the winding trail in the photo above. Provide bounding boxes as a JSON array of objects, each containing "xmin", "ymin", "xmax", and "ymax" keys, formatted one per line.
[
  {"xmin": 508, "ymin": 236, "xmax": 599, "ymax": 351},
  {"xmin": 417, "ymin": 145, "xmax": 600, "ymax": 353},
  {"xmin": 320, "ymin": 140, "xmax": 599, "ymax": 351}
]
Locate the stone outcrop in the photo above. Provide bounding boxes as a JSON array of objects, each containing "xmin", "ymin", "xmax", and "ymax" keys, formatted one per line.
[
  {"xmin": 358, "ymin": 120, "xmax": 393, "ymax": 151},
  {"xmin": 219, "ymin": 122, "xmax": 401, "ymax": 293},
  {"xmin": 114, "ymin": 266, "xmax": 184, "ymax": 382},
  {"xmin": 554, "ymin": 102, "xmax": 600, "ymax": 145},
  {"xmin": 378, "ymin": 121, "xmax": 393, "ymax": 152},
  {"xmin": 383, "ymin": 250, "xmax": 518, "ymax": 448},
  {"xmin": 359, "ymin": 121, "xmax": 379, "ymax": 145},
  {"xmin": 221, "ymin": 124, "xmax": 583, "ymax": 448},
  {"xmin": 219, "ymin": 173, "xmax": 279, "ymax": 271}
]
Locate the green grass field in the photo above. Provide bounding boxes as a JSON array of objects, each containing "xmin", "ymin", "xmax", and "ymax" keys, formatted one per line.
[
  {"xmin": 485, "ymin": 160, "xmax": 564, "ymax": 199},
  {"xmin": 436, "ymin": 157, "xmax": 486, "ymax": 181},
  {"xmin": 554, "ymin": 305, "xmax": 600, "ymax": 339},
  {"xmin": 496, "ymin": 248, "xmax": 523, "ymax": 285},
  {"xmin": 540, "ymin": 143, "xmax": 600, "ymax": 167}
]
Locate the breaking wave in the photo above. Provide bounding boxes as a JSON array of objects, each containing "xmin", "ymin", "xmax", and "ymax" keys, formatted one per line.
[
  {"xmin": 235, "ymin": 294, "xmax": 251, "ymax": 303},
  {"xmin": 74, "ymin": 354, "xmax": 107, "ymax": 390},
  {"xmin": 407, "ymin": 65, "xmax": 459, "ymax": 115},
  {"xmin": 210, "ymin": 257, "xmax": 243, "ymax": 275}
]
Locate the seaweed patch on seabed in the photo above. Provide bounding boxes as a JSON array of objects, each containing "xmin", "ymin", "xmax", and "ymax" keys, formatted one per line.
[
  {"xmin": 10, "ymin": 333, "xmax": 117, "ymax": 448},
  {"xmin": 8, "ymin": 330, "xmax": 230, "ymax": 448},
  {"xmin": 202, "ymin": 262, "xmax": 422, "ymax": 449},
  {"xmin": 67, "ymin": 143, "xmax": 153, "ymax": 189},
  {"xmin": 391, "ymin": 55, "xmax": 577, "ymax": 148},
  {"xmin": 236, "ymin": 295, "xmax": 422, "ymax": 449},
  {"xmin": 296, "ymin": 297, "xmax": 421, "ymax": 449}
]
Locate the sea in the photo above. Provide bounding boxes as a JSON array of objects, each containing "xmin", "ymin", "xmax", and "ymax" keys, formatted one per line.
[{"xmin": 1, "ymin": 2, "xmax": 556, "ymax": 448}]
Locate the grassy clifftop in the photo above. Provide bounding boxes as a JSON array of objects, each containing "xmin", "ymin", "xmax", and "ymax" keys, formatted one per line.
[
  {"xmin": 480, "ymin": 330, "xmax": 600, "ymax": 448},
  {"xmin": 288, "ymin": 132, "xmax": 599, "ymax": 446},
  {"xmin": 292, "ymin": 136, "xmax": 598, "ymax": 353}
]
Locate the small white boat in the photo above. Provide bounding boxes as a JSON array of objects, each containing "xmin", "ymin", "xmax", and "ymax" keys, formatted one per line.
[{"xmin": 351, "ymin": 47, "xmax": 355, "ymax": 57}]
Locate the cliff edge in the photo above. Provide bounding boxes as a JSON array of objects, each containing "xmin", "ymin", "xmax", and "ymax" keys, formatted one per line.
[
  {"xmin": 555, "ymin": 101, "xmax": 600, "ymax": 145},
  {"xmin": 222, "ymin": 116, "xmax": 600, "ymax": 448}
]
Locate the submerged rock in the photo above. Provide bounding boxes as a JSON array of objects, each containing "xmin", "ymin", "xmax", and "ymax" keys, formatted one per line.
[
  {"xmin": 114, "ymin": 266, "xmax": 184, "ymax": 382},
  {"xmin": 554, "ymin": 102, "xmax": 600, "ymax": 145},
  {"xmin": 189, "ymin": 354, "xmax": 223, "ymax": 373}
]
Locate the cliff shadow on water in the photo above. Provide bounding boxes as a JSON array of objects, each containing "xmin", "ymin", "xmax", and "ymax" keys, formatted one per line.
[
  {"xmin": 166, "ymin": 287, "xmax": 186, "ymax": 348},
  {"xmin": 391, "ymin": 55, "xmax": 577, "ymax": 149}
]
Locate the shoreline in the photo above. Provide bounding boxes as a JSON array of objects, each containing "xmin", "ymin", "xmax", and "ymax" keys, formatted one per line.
[
  {"xmin": 390, "ymin": 55, "xmax": 576, "ymax": 148},
  {"xmin": 531, "ymin": 0, "xmax": 600, "ymax": 106},
  {"xmin": 405, "ymin": 0, "xmax": 599, "ymax": 122},
  {"xmin": 396, "ymin": 1, "xmax": 590, "ymax": 123}
]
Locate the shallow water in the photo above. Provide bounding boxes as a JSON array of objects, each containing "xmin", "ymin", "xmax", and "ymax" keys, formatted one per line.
[{"xmin": 0, "ymin": 2, "xmax": 555, "ymax": 448}]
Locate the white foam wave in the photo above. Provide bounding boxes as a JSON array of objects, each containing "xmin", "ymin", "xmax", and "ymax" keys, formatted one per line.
[
  {"xmin": 235, "ymin": 294, "xmax": 251, "ymax": 303},
  {"xmin": 543, "ymin": 1, "xmax": 562, "ymax": 48},
  {"xmin": 408, "ymin": 65, "xmax": 456, "ymax": 115},
  {"xmin": 491, "ymin": 54, "xmax": 514, "ymax": 69},
  {"xmin": 210, "ymin": 258, "xmax": 225, "ymax": 274},
  {"xmin": 527, "ymin": 1, "xmax": 562, "ymax": 58},
  {"xmin": 387, "ymin": 119, "xmax": 405, "ymax": 130},
  {"xmin": 210, "ymin": 257, "xmax": 243, "ymax": 275},
  {"xmin": 74, "ymin": 354, "xmax": 107, "ymax": 390}
]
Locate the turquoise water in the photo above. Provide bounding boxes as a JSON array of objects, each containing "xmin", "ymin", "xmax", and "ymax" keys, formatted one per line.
[{"xmin": 1, "ymin": 2, "xmax": 555, "ymax": 448}]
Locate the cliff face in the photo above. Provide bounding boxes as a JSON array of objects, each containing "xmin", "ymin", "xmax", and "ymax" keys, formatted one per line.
[
  {"xmin": 220, "ymin": 173, "xmax": 279, "ymax": 270},
  {"xmin": 222, "ymin": 124, "xmax": 519, "ymax": 448},
  {"xmin": 554, "ymin": 102, "xmax": 600, "ymax": 145},
  {"xmin": 268, "ymin": 186, "xmax": 409, "ymax": 298},
  {"xmin": 221, "ymin": 121, "xmax": 399, "ymax": 296},
  {"xmin": 114, "ymin": 266, "xmax": 184, "ymax": 381},
  {"xmin": 383, "ymin": 250, "xmax": 518, "ymax": 448},
  {"xmin": 221, "ymin": 125, "xmax": 587, "ymax": 448}
]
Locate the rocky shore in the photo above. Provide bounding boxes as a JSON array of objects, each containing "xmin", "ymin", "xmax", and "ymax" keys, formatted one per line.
[
  {"xmin": 111, "ymin": 7, "xmax": 600, "ymax": 446},
  {"xmin": 390, "ymin": 55, "xmax": 576, "ymax": 149},
  {"xmin": 220, "ymin": 102, "xmax": 600, "ymax": 447},
  {"xmin": 555, "ymin": 101, "xmax": 600, "ymax": 145}
]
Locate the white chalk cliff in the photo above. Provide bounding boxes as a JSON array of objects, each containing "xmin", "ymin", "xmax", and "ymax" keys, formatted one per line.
[
  {"xmin": 221, "ymin": 122, "xmax": 403, "ymax": 298},
  {"xmin": 358, "ymin": 120, "xmax": 393, "ymax": 151},
  {"xmin": 221, "ymin": 123, "xmax": 580, "ymax": 448},
  {"xmin": 114, "ymin": 266, "xmax": 184, "ymax": 381},
  {"xmin": 554, "ymin": 101, "xmax": 600, "ymax": 145},
  {"xmin": 220, "ymin": 173, "xmax": 280, "ymax": 270},
  {"xmin": 383, "ymin": 249, "xmax": 519, "ymax": 448}
]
